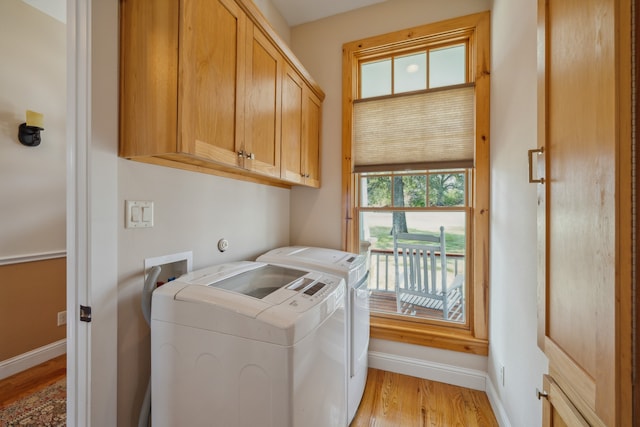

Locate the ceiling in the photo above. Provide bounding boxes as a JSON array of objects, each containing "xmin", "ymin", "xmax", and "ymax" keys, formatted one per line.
[
  {"xmin": 270, "ymin": 0, "xmax": 387, "ymax": 26},
  {"xmin": 20, "ymin": 0, "xmax": 386, "ymax": 28},
  {"xmin": 21, "ymin": 0, "xmax": 65, "ymax": 23}
]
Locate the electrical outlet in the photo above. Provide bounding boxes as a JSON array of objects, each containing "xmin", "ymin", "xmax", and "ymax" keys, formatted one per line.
[
  {"xmin": 57, "ymin": 310, "xmax": 67, "ymax": 326},
  {"xmin": 499, "ymin": 365, "xmax": 505, "ymax": 387}
]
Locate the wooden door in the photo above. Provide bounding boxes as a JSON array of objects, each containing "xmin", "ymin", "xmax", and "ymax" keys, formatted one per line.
[
  {"xmin": 537, "ymin": 0, "xmax": 633, "ymax": 425},
  {"xmin": 179, "ymin": 0, "xmax": 245, "ymax": 168},
  {"xmin": 301, "ymin": 87, "xmax": 321, "ymax": 188},
  {"xmin": 243, "ymin": 24, "xmax": 282, "ymax": 178},
  {"xmin": 280, "ymin": 63, "xmax": 304, "ymax": 184}
]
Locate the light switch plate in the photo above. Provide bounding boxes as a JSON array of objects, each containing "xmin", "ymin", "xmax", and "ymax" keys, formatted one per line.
[{"xmin": 126, "ymin": 200, "xmax": 154, "ymax": 228}]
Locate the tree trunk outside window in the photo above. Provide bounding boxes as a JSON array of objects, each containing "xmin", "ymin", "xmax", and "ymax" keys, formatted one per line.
[{"xmin": 392, "ymin": 176, "xmax": 408, "ymax": 233}]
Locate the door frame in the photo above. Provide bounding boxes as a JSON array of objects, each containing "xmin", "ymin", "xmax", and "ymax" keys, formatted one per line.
[
  {"xmin": 67, "ymin": 0, "xmax": 119, "ymax": 425},
  {"xmin": 635, "ymin": 0, "xmax": 640, "ymax": 417}
]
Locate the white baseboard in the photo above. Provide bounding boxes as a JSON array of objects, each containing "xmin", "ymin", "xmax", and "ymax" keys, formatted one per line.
[
  {"xmin": 0, "ymin": 339, "xmax": 66, "ymax": 380},
  {"xmin": 368, "ymin": 350, "xmax": 512, "ymax": 427},
  {"xmin": 485, "ymin": 376, "xmax": 512, "ymax": 427},
  {"xmin": 368, "ymin": 350, "xmax": 487, "ymax": 391}
]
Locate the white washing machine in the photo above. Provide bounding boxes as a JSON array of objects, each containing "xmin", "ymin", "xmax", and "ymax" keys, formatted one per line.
[
  {"xmin": 151, "ymin": 261, "xmax": 347, "ymax": 427},
  {"xmin": 257, "ymin": 247, "xmax": 370, "ymax": 423}
]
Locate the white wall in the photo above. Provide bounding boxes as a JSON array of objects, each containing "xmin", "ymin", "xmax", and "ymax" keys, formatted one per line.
[
  {"xmin": 286, "ymin": 0, "xmax": 500, "ymax": 414},
  {"xmin": 0, "ymin": 0, "xmax": 66, "ymax": 258},
  {"xmin": 489, "ymin": 0, "xmax": 548, "ymax": 425},
  {"xmin": 368, "ymin": 338, "xmax": 489, "ymax": 389},
  {"xmin": 288, "ymin": 0, "xmax": 492, "ymax": 249},
  {"xmin": 252, "ymin": 0, "xmax": 291, "ymax": 44},
  {"xmin": 77, "ymin": 0, "xmax": 552, "ymax": 424},
  {"xmin": 286, "ymin": 0, "xmax": 492, "ymax": 363},
  {"xmin": 20, "ymin": 0, "xmax": 66, "ymax": 23},
  {"xmin": 117, "ymin": 163, "xmax": 290, "ymax": 426},
  {"xmin": 286, "ymin": 0, "xmax": 494, "ymax": 392},
  {"xmin": 290, "ymin": 1, "xmax": 549, "ymax": 425}
]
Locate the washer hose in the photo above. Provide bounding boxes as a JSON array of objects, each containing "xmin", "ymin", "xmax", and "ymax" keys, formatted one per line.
[{"xmin": 138, "ymin": 265, "xmax": 161, "ymax": 427}]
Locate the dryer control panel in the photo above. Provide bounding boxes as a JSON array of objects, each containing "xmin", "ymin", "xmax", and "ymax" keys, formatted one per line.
[{"xmin": 283, "ymin": 274, "xmax": 344, "ymax": 313}]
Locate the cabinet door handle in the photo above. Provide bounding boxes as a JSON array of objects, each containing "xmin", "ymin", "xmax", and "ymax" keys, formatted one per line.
[
  {"xmin": 536, "ymin": 388, "xmax": 549, "ymax": 400},
  {"xmin": 528, "ymin": 147, "xmax": 545, "ymax": 184},
  {"xmin": 238, "ymin": 151, "xmax": 254, "ymax": 160}
]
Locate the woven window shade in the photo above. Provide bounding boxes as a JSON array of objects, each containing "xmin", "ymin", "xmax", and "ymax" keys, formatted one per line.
[{"xmin": 353, "ymin": 84, "xmax": 475, "ymax": 172}]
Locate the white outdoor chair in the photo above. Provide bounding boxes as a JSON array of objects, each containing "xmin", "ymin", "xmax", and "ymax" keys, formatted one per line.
[{"xmin": 393, "ymin": 226, "xmax": 464, "ymax": 321}]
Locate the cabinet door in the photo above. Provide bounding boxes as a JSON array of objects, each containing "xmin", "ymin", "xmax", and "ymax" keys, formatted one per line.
[
  {"xmin": 119, "ymin": 0, "xmax": 179, "ymax": 158},
  {"xmin": 541, "ymin": 376, "xmax": 589, "ymax": 427},
  {"xmin": 243, "ymin": 24, "xmax": 282, "ymax": 178},
  {"xmin": 301, "ymin": 87, "xmax": 321, "ymax": 188},
  {"xmin": 280, "ymin": 64, "xmax": 304, "ymax": 184},
  {"xmin": 179, "ymin": 0, "xmax": 245, "ymax": 168},
  {"xmin": 281, "ymin": 64, "xmax": 322, "ymax": 187},
  {"xmin": 537, "ymin": 0, "xmax": 631, "ymax": 425}
]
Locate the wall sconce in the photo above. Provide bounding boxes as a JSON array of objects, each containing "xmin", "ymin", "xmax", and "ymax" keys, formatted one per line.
[{"xmin": 18, "ymin": 110, "xmax": 44, "ymax": 147}]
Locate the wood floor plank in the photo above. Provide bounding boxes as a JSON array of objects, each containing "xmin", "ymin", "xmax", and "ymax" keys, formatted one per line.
[
  {"xmin": 351, "ymin": 368, "xmax": 498, "ymax": 427},
  {"xmin": 398, "ymin": 374, "xmax": 422, "ymax": 426},
  {"xmin": 378, "ymin": 368, "xmax": 401, "ymax": 424},
  {"xmin": 0, "ymin": 354, "xmax": 66, "ymax": 407}
]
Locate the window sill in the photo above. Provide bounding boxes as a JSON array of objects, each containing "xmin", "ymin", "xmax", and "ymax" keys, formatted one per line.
[{"xmin": 370, "ymin": 314, "xmax": 489, "ymax": 356}]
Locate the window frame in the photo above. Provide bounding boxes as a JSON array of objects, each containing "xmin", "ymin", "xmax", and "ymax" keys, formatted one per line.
[
  {"xmin": 357, "ymin": 169, "xmax": 469, "ymax": 209},
  {"xmin": 341, "ymin": 12, "xmax": 491, "ymax": 355},
  {"xmin": 358, "ymin": 40, "xmax": 470, "ymax": 97}
]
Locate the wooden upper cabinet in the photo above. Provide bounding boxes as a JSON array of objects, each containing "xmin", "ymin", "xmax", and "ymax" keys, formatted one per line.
[
  {"xmin": 280, "ymin": 64, "xmax": 304, "ymax": 184},
  {"xmin": 119, "ymin": 0, "xmax": 180, "ymax": 159},
  {"xmin": 119, "ymin": 0, "xmax": 324, "ymax": 187},
  {"xmin": 301, "ymin": 87, "xmax": 321, "ymax": 188},
  {"xmin": 180, "ymin": 0, "xmax": 245, "ymax": 169},
  {"xmin": 243, "ymin": 24, "xmax": 282, "ymax": 178},
  {"xmin": 280, "ymin": 63, "xmax": 322, "ymax": 188}
]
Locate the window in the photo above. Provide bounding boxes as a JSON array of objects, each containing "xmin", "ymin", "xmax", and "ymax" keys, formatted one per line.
[
  {"xmin": 360, "ymin": 170, "xmax": 469, "ymax": 322},
  {"xmin": 360, "ymin": 44, "xmax": 467, "ymax": 97},
  {"xmin": 342, "ymin": 12, "xmax": 490, "ymax": 355}
]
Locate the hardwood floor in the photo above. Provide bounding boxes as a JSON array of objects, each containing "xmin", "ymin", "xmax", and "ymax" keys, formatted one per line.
[
  {"xmin": 351, "ymin": 368, "xmax": 498, "ymax": 427},
  {"xmin": 0, "ymin": 357, "xmax": 497, "ymax": 426},
  {"xmin": 0, "ymin": 354, "xmax": 66, "ymax": 407}
]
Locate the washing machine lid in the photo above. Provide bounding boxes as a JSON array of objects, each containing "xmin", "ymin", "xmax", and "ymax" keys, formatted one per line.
[
  {"xmin": 207, "ymin": 263, "xmax": 309, "ymax": 299},
  {"xmin": 174, "ymin": 262, "xmax": 313, "ymax": 318},
  {"xmin": 257, "ymin": 246, "xmax": 368, "ymax": 285}
]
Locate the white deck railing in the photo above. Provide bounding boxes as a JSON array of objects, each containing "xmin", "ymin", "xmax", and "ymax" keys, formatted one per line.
[{"xmin": 368, "ymin": 248, "xmax": 465, "ymax": 293}]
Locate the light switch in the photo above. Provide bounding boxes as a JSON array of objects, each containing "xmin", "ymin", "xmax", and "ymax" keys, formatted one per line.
[
  {"xmin": 125, "ymin": 200, "xmax": 154, "ymax": 228},
  {"xmin": 142, "ymin": 206, "xmax": 152, "ymax": 222},
  {"xmin": 131, "ymin": 206, "xmax": 142, "ymax": 222}
]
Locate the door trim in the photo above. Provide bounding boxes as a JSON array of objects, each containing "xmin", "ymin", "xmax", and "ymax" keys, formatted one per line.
[
  {"xmin": 66, "ymin": 0, "xmax": 91, "ymax": 424},
  {"xmin": 67, "ymin": 0, "xmax": 120, "ymax": 425}
]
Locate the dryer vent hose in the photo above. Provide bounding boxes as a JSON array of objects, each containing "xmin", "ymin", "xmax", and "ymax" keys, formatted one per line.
[
  {"xmin": 139, "ymin": 265, "xmax": 161, "ymax": 427},
  {"xmin": 142, "ymin": 265, "xmax": 161, "ymax": 326}
]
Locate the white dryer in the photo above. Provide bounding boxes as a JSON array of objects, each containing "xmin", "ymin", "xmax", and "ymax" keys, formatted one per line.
[
  {"xmin": 151, "ymin": 261, "xmax": 347, "ymax": 427},
  {"xmin": 257, "ymin": 247, "xmax": 370, "ymax": 423}
]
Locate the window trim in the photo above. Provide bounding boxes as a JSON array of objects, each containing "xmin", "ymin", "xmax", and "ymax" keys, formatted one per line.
[{"xmin": 341, "ymin": 11, "xmax": 491, "ymax": 355}]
